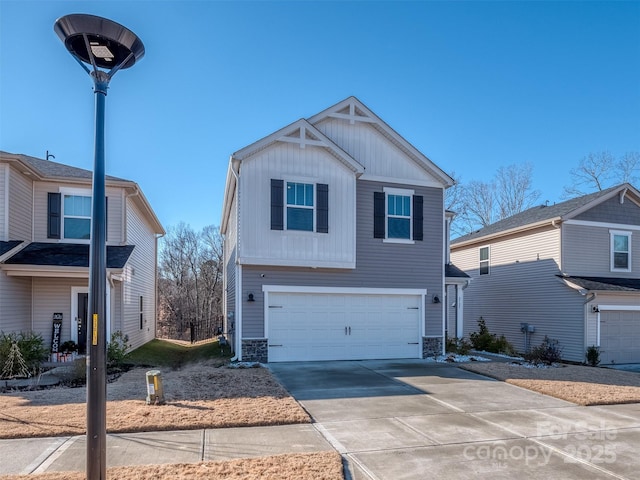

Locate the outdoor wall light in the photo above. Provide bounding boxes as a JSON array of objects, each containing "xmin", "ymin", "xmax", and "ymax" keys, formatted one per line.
[
  {"xmin": 247, "ymin": 293, "xmax": 255, "ymax": 302},
  {"xmin": 432, "ymin": 295, "xmax": 441, "ymax": 304}
]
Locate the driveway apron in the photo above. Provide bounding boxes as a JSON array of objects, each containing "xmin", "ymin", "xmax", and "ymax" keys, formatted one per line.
[{"xmin": 270, "ymin": 360, "xmax": 640, "ymax": 480}]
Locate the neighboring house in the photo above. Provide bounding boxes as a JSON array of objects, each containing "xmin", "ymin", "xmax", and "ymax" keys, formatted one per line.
[
  {"xmin": 450, "ymin": 184, "xmax": 640, "ymax": 364},
  {"xmin": 221, "ymin": 96, "xmax": 465, "ymax": 363},
  {"xmin": 0, "ymin": 151, "xmax": 165, "ymax": 355}
]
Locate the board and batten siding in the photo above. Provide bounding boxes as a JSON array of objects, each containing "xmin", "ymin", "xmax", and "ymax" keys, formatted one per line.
[
  {"xmin": 452, "ymin": 226, "xmax": 589, "ymax": 362},
  {"xmin": 123, "ymin": 199, "xmax": 157, "ymax": 350},
  {"xmin": 314, "ymin": 118, "xmax": 441, "ymax": 187},
  {"xmin": 0, "ymin": 276, "xmax": 32, "ymax": 332},
  {"xmin": 562, "ymin": 223, "xmax": 640, "ymax": 278},
  {"xmin": 8, "ymin": 166, "xmax": 33, "ymax": 241},
  {"xmin": 33, "ymin": 182, "xmax": 123, "ymax": 243},
  {"xmin": 240, "ymin": 180, "xmax": 445, "ymax": 338},
  {"xmin": 238, "ymin": 142, "xmax": 356, "ymax": 268}
]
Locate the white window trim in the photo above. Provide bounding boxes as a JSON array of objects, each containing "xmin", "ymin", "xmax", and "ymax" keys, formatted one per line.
[
  {"xmin": 60, "ymin": 187, "xmax": 92, "ymax": 243},
  {"xmin": 383, "ymin": 186, "xmax": 414, "ymax": 244},
  {"xmin": 479, "ymin": 245, "xmax": 490, "ymax": 275},
  {"xmin": 284, "ymin": 178, "xmax": 316, "ymax": 233},
  {"xmin": 610, "ymin": 230, "xmax": 632, "ymax": 272}
]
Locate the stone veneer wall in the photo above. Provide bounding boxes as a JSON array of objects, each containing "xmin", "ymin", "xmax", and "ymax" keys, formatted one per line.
[
  {"xmin": 242, "ymin": 339, "xmax": 268, "ymax": 363},
  {"xmin": 422, "ymin": 336, "xmax": 443, "ymax": 358}
]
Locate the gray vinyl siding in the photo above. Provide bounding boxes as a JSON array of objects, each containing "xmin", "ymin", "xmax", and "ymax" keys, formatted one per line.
[
  {"xmin": 562, "ymin": 223, "xmax": 640, "ymax": 278},
  {"xmin": 574, "ymin": 195, "xmax": 640, "ymax": 225},
  {"xmin": 0, "ymin": 276, "xmax": 32, "ymax": 333},
  {"xmin": 241, "ymin": 180, "xmax": 444, "ymax": 338},
  {"xmin": 452, "ymin": 226, "xmax": 588, "ymax": 362},
  {"xmin": 8, "ymin": 166, "xmax": 32, "ymax": 241},
  {"xmin": 123, "ymin": 200, "xmax": 157, "ymax": 350}
]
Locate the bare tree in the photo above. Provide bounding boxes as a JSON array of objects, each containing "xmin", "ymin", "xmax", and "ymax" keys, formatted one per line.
[
  {"xmin": 495, "ymin": 162, "xmax": 541, "ymax": 219},
  {"xmin": 450, "ymin": 163, "xmax": 540, "ymax": 236},
  {"xmin": 617, "ymin": 151, "xmax": 640, "ymax": 185},
  {"xmin": 563, "ymin": 151, "xmax": 615, "ymax": 197},
  {"xmin": 157, "ymin": 223, "xmax": 223, "ymax": 341},
  {"xmin": 563, "ymin": 151, "xmax": 640, "ymax": 197}
]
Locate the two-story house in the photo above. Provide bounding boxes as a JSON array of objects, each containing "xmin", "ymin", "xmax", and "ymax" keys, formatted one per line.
[
  {"xmin": 0, "ymin": 151, "xmax": 165, "ymax": 355},
  {"xmin": 221, "ymin": 97, "xmax": 457, "ymax": 362},
  {"xmin": 450, "ymin": 184, "xmax": 640, "ymax": 364}
]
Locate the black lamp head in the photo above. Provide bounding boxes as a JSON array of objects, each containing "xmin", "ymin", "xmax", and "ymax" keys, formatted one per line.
[{"xmin": 54, "ymin": 14, "xmax": 144, "ymax": 70}]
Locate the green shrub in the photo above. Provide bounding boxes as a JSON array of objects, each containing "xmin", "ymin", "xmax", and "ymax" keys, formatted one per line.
[
  {"xmin": 0, "ymin": 331, "xmax": 49, "ymax": 378},
  {"xmin": 585, "ymin": 345, "xmax": 601, "ymax": 367},
  {"xmin": 524, "ymin": 336, "xmax": 563, "ymax": 365},
  {"xmin": 468, "ymin": 318, "xmax": 517, "ymax": 355},
  {"xmin": 446, "ymin": 337, "xmax": 472, "ymax": 355},
  {"xmin": 60, "ymin": 340, "xmax": 78, "ymax": 353},
  {"xmin": 107, "ymin": 331, "xmax": 130, "ymax": 368}
]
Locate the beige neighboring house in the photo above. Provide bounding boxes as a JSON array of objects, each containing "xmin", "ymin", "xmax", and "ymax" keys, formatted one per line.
[
  {"xmin": 451, "ymin": 184, "xmax": 640, "ymax": 364},
  {"xmin": 0, "ymin": 151, "xmax": 165, "ymax": 356}
]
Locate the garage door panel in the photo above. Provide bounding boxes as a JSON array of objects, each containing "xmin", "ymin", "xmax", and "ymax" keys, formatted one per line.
[
  {"xmin": 267, "ymin": 292, "xmax": 422, "ymax": 362},
  {"xmin": 600, "ymin": 310, "xmax": 640, "ymax": 365}
]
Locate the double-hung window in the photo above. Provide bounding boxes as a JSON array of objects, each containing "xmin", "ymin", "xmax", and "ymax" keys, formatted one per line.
[
  {"xmin": 387, "ymin": 193, "xmax": 411, "ymax": 239},
  {"xmin": 479, "ymin": 246, "xmax": 490, "ymax": 275},
  {"xmin": 610, "ymin": 231, "xmax": 631, "ymax": 272},
  {"xmin": 63, "ymin": 194, "xmax": 92, "ymax": 240},
  {"xmin": 286, "ymin": 182, "xmax": 314, "ymax": 231},
  {"xmin": 270, "ymin": 179, "xmax": 329, "ymax": 233},
  {"xmin": 373, "ymin": 187, "xmax": 423, "ymax": 243}
]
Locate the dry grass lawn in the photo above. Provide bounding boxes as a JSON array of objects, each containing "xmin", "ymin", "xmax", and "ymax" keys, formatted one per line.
[
  {"xmin": 460, "ymin": 362, "xmax": 640, "ymax": 406},
  {"xmin": 0, "ymin": 360, "xmax": 309, "ymax": 439},
  {"xmin": 0, "ymin": 452, "xmax": 345, "ymax": 480}
]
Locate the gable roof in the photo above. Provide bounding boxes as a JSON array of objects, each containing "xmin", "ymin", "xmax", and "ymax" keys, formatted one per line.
[
  {"xmin": 308, "ymin": 97, "xmax": 454, "ymax": 188},
  {"xmin": 231, "ymin": 118, "xmax": 365, "ymax": 175},
  {"xmin": 221, "ymin": 96, "xmax": 453, "ymax": 233},
  {"xmin": 0, "ymin": 151, "xmax": 165, "ymax": 235},
  {"xmin": 0, "ymin": 151, "xmax": 130, "ymax": 183},
  {"xmin": 452, "ymin": 183, "xmax": 640, "ymax": 247}
]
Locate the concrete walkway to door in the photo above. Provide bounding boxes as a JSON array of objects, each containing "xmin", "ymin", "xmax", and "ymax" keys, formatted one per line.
[{"xmin": 269, "ymin": 360, "xmax": 640, "ymax": 480}]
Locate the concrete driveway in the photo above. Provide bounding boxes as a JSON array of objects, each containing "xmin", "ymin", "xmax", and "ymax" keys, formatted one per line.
[{"xmin": 270, "ymin": 360, "xmax": 640, "ymax": 480}]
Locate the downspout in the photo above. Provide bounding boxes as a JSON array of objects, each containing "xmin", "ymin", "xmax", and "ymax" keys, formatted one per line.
[{"xmin": 229, "ymin": 161, "xmax": 241, "ymax": 361}]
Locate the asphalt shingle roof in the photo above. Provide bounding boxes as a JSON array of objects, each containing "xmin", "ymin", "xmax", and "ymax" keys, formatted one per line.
[
  {"xmin": 0, "ymin": 241, "xmax": 22, "ymax": 256},
  {"xmin": 452, "ymin": 185, "xmax": 623, "ymax": 244},
  {"xmin": 558, "ymin": 275, "xmax": 640, "ymax": 292},
  {"xmin": 2, "ymin": 151, "xmax": 130, "ymax": 183},
  {"xmin": 4, "ymin": 243, "xmax": 135, "ymax": 268},
  {"xmin": 445, "ymin": 263, "xmax": 470, "ymax": 278}
]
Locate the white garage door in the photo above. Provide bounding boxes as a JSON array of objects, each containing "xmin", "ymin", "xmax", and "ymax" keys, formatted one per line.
[
  {"xmin": 600, "ymin": 310, "xmax": 640, "ymax": 364},
  {"xmin": 267, "ymin": 291, "xmax": 422, "ymax": 362}
]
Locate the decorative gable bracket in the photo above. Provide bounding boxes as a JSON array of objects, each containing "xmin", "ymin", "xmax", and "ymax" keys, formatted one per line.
[{"xmin": 278, "ymin": 126, "xmax": 325, "ymax": 149}]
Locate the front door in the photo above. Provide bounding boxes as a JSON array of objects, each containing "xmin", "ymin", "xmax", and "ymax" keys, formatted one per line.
[{"xmin": 77, "ymin": 292, "xmax": 89, "ymax": 354}]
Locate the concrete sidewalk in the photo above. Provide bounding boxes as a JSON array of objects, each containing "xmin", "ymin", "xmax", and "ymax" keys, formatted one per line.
[{"xmin": 0, "ymin": 424, "xmax": 333, "ymax": 476}]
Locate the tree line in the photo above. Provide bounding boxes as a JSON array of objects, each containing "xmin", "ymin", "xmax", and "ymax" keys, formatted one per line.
[{"xmin": 157, "ymin": 223, "xmax": 224, "ymax": 342}]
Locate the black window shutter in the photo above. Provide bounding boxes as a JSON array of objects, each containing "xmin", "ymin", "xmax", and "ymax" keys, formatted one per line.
[
  {"xmin": 373, "ymin": 191, "xmax": 385, "ymax": 238},
  {"xmin": 413, "ymin": 195, "xmax": 423, "ymax": 241},
  {"xmin": 47, "ymin": 192, "xmax": 61, "ymax": 239},
  {"xmin": 270, "ymin": 179, "xmax": 284, "ymax": 230},
  {"xmin": 316, "ymin": 183, "xmax": 329, "ymax": 233},
  {"xmin": 105, "ymin": 196, "xmax": 108, "ymax": 242}
]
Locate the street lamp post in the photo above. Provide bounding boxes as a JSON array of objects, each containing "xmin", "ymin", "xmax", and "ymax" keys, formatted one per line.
[{"xmin": 54, "ymin": 14, "xmax": 144, "ymax": 480}]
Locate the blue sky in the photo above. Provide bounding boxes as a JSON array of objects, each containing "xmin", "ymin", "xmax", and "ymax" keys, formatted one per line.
[{"xmin": 1, "ymin": 0, "xmax": 639, "ymax": 232}]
